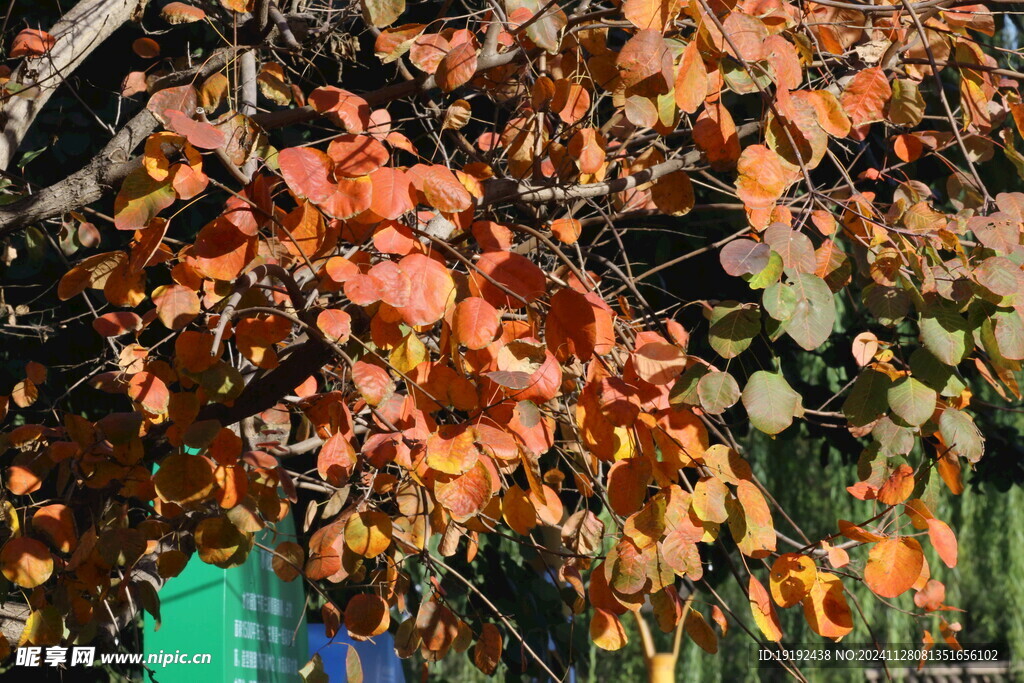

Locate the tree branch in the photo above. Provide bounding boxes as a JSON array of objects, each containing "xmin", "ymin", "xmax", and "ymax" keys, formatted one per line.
[
  {"xmin": 0, "ymin": 0, "xmax": 151, "ymax": 170},
  {"xmin": 0, "ymin": 51, "xmax": 236, "ymax": 238},
  {"xmin": 0, "ymin": 107, "xmax": 158, "ymax": 239}
]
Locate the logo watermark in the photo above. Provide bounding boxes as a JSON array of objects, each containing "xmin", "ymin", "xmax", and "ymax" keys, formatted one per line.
[{"xmin": 14, "ymin": 646, "xmax": 213, "ymax": 668}]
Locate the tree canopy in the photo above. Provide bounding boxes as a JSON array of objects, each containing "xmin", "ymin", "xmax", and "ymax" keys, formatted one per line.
[{"xmin": 0, "ymin": 0, "xmax": 1022, "ymax": 679}]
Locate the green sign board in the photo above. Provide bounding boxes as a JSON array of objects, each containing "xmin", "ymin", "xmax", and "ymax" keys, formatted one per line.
[{"xmin": 145, "ymin": 516, "xmax": 308, "ymax": 682}]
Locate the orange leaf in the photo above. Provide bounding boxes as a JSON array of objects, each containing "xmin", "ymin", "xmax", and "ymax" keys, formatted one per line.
[
  {"xmin": 114, "ymin": 168, "xmax": 176, "ymax": 231},
  {"xmin": 550, "ymin": 218, "xmax": 582, "ymax": 245},
  {"xmin": 153, "ymin": 453, "xmax": 215, "ymax": 504},
  {"xmin": 93, "ymin": 312, "xmax": 143, "ymax": 338},
  {"xmin": 128, "ymin": 371, "xmax": 170, "ymax": 413},
  {"xmin": 309, "ymin": 87, "xmax": 370, "ymax": 132},
  {"xmin": 367, "ymin": 169, "xmax": 416, "ymax": 224},
  {"xmin": 623, "ymin": 0, "xmax": 675, "ymax": 31},
  {"xmin": 152, "ymin": 284, "xmax": 200, "ymax": 330},
  {"xmin": 470, "ymin": 251, "xmax": 547, "ymax": 309},
  {"xmin": 271, "ymin": 542, "xmax": 304, "ymax": 582},
  {"xmin": 865, "ymin": 537, "xmax": 925, "ymax": 598},
  {"xmin": 801, "ymin": 573, "xmax": 853, "ymax": 639},
  {"xmin": 351, "ymin": 361, "xmax": 394, "ymax": 406},
  {"xmin": 344, "ymin": 510, "xmax": 392, "ymax": 557},
  {"xmin": 317, "ymin": 309, "xmax": 352, "ymax": 344},
  {"xmin": 416, "ymin": 598, "xmax": 459, "ymax": 652},
  {"xmin": 674, "ymin": 40, "xmax": 708, "ymax": 115},
  {"xmin": 693, "ymin": 100, "xmax": 740, "ymax": 171},
  {"xmin": 473, "ymin": 623, "xmax": 502, "ymax": 675},
  {"xmin": 31, "ymin": 504, "xmax": 76, "ymax": 553},
  {"xmin": 395, "ymin": 253, "xmax": 456, "ymax": 326},
  {"xmin": 0, "ymin": 538, "xmax": 53, "ymax": 588},
  {"xmin": 607, "ymin": 457, "xmax": 652, "ymax": 516},
  {"xmin": 436, "ymin": 42, "xmax": 477, "ymax": 92},
  {"xmin": 877, "ymin": 463, "xmax": 915, "ymax": 505},
  {"xmin": 633, "ymin": 341, "xmax": 686, "ymax": 385},
  {"xmin": 346, "ymin": 594, "xmax": 390, "ymax": 639},
  {"xmin": 841, "ymin": 67, "xmax": 892, "ymax": 128},
  {"xmin": 769, "ymin": 553, "xmax": 817, "ymax": 607},
  {"xmin": 685, "ymin": 609, "xmax": 718, "ymax": 654},
  {"xmin": 317, "ymin": 432, "xmax": 356, "ymax": 485},
  {"xmin": 748, "ymin": 576, "xmax": 783, "ymax": 642},
  {"xmin": 453, "ymin": 297, "xmax": 501, "ymax": 350},
  {"xmin": 327, "ymin": 135, "xmax": 389, "ymax": 177},
  {"xmin": 435, "ymin": 460, "xmax": 493, "ymax": 522},
  {"xmin": 423, "ymin": 165, "xmax": 472, "ymax": 213},
  {"xmin": 926, "ymin": 518, "xmax": 958, "ymax": 568},
  {"xmin": 736, "ymin": 145, "xmax": 791, "ymax": 209},
  {"xmin": 590, "ymin": 608, "xmax": 628, "ymax": 650},
  {"xmin": 192, "ymin": 219, "xmax": 256, "ymax": 280},
  {"xmin": 617, "ymin": 30, "xmax": 673, "ymax": 96}
]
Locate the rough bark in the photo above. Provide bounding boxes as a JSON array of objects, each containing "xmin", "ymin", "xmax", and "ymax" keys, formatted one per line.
[
  {"xmin": 0, "ymin": 0, "xmax": 150, "ymax": 170},
  {"xmin": 0, "ymin": 50, "xmax": 234, "ymax": 239},
  {"xmin": 0, "ymin": 108, "xmax": 158, "ymax": 239}
]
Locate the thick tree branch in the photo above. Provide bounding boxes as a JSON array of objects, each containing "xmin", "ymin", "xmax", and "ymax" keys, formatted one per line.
[
  {"xmin": 0, "ymin": 0, "xmax": 150, "ymax": 170},
  {"xmin": 0, "ymin": 51, "xmax": 236, "ymax": 238},
  {"xmin": 0, "ymin": 108, "xmax": 158, "ymax": 239}
]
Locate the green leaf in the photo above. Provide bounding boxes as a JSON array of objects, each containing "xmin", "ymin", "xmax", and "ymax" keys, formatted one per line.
[
  {"xmin": 889, "ymin": 78, "xmax": 925, "ymax": 127},
  {"xmin": 909, "ymin": 348, "xmax": 966, "ymax": 397},
  {"xmin": 887, "ymin": 377, "xmax": 937, "ymax": 427},
  {"xmin": 745, "ymin": 250, "xmax": 783, "ymax": 289},
  {"xmin": 200, "ymin": 362, "xmax": 245, "ymax": 404},
  {"xmin": 842, "ymin": 369, "xmax": 892, "ymax": 427},
  {"xmin": 871, "ymin": 417, "xmax": 915, "ymax": 457},
  {"xmin": 708, "ymin": 303, "xmax": 761, "ymax": 359},
  {"xmin": 669, "ymin": 364, "xmax": 707, "ymax": 406},
  {"xmin": 696, "ymin": 371, "xmax": 740, "ymax": 415},
  {"xmin": 919, "ymin": 301, "xmax": 970, "ymax": 366},
  {"xmin": 863, "ymin": 284, "xmax": 910, "ymax": 327},
  {"xmin": 762, "ymin": 282, "xmax": 797, "ymax": 322},
  {"xmin": 504, "ymin": 0, "xmax": 566, "ymax": 53},
  {"xmin": 113, "ymin": 167, "xmax": 176, "ymax": 231},
  {"xmin": 742, "ymin": 370, "xmax": 802, "ymax": 435},
  {"xmin": 938, "ymin": 408, "xmax": 984, "ymax": 463},
  {"xmin": 786, "ymin": 273, "xmax": 835, "ymax": 351}
]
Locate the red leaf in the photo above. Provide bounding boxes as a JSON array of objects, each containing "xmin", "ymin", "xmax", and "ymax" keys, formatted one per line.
[
  {"xmin": 317, "ymin": 309, "xmax": 352, "ymax": 343},
  {"xmin": 327, "ymin": 135, "xmax": 389, "ymax": 177},
  {"xmin": 93, "ymin": 312, "xmax": 143, "ymax": 338},
  {"xmin": 146, "ymin": 85, "xmax": 198, "ymax": 124},
  {"xmin": 841, "ymin": 67, "xmax": 892, "ymax": 128},
  {"xmin": 10, "ymin": 29, "xmax": 55, "ymax": 58},
  {"xmin": 453, "ymin": 297, "xmax": 501, "ymax": 350},
  {"xmin": 470, "ymin": 251, "xmax": 547, "ymax": 309},
  {"xmin": 165, "ymin": 110, "xmax": 225, "ymax": 149},
  {"xmin": 368, "ymin": 167, "xmax": 415, "ymax": 220},
  {"xmin": 279, "ymin": 147, "xmax": 335, "ymax": 203},
  {"xmin": 352, "ymin": 361, "xmax": 395, "ymax": 406},
  {"xmin": 436, "ymin": 42, "xmax": 477, "ymax": 92},
  {"xmin": 309, "ymin": 87, "xmax": 371, "ymax": 132}
]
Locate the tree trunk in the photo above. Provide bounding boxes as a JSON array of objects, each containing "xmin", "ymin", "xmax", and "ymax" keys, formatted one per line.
[{"xmin": 0, "ymin": 0, "xmax": 150, "ymax": 170}]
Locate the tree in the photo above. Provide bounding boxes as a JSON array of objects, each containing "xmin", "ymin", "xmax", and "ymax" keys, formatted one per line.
[{"xmin": 0, "ymin": 0, "xmax": 1019, "ymax": 679}]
